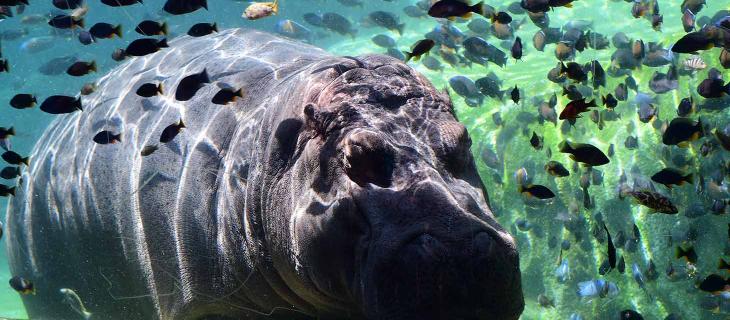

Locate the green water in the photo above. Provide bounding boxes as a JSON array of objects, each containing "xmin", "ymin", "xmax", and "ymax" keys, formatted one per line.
[{"xmin": 1, "ymin": 0, "xmax": 730, "ymax": 319}]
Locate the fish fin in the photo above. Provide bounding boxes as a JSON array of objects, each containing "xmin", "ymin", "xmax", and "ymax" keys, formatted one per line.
[
  {"xmin": 89, "ymin": 61, "xmax": 97, "ymax": 73},
  {"xmin": 684, "ymin": 174, "xmax": 693, "ymax": 184},
  {"xmin": 403, "ymin": 51, "xmax": 412, "ymax": 62},
  {"xmin": 21, "ymin": 157, "xmax": 29, "ymax": 166},
  {"xmin": 115, "ymin": 24, "xmax": 123, "ymax": 38},
  {"xmin": 558, "ymin": 140, "xmax": 572, "ymax": 153},
  {"xmin": 677, "ymin": 141, "xmax": 690, "ymax": 148},
  {"xmin": 235, "ymin": 88, "xmax": 244, "ymax": 97},
  {"xmin": 9, "ymin": 186, "xmax": 15, "ymax": 196},
  {"xmin": 76, "ymin": 18, "xmax": 85, "ymax": 29},
  {"xmin": 114, "ymin": 134, "xmax": 122, "ymax": 143},
  {"xmin": 157, "ymin": 38, "xmax": 168, "ymax": 48},
  {"xmin": 564, "ymin": 3, "xmax": 573, "ymax": 7},
  {"xmin": 471, "ymin": 1, "xmax": 484, "ymax": 16},
  {"xmin": 272, "ymin": 0, "xmax": 279, "ymax": 13},
  {"xmin": 178, "ymin": 119, "xmax": 186, "ymax": 128},
  {"xmin": 200, "ymin": 0, "xmax": 208, "ymax": 10},
  {"xmin": 396, "ymin": 23, "xmax": 405, "ymax": 36},
  {"xmin": 212, "ymin": 23, "xmax": 218, "ymax": 32},
  {"xmin": 161, "ymin": 22, "xmax": 169, "ymax": 35},
  {"xmin": 157, "ymin": 83, "xmax": 164, "ymax": 94},
  {"xmin": 8, "ymin": 127, "xmax": 15, "ymax": 136}
]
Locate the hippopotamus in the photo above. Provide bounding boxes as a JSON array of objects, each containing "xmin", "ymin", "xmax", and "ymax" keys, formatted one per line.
[{"xmin": 4, "ymin": 29, "xmax": 523, "ymax": 320}]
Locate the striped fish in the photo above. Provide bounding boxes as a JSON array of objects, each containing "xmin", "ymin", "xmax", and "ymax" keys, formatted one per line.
[{"xmin": 683, "ymin": 55, "xmax": 706, "ymax": 70}]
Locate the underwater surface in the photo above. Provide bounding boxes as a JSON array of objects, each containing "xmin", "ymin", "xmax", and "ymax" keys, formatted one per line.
[{"xmin": 0, "ymin": 0, "xmax": 729, "ymax": 319}]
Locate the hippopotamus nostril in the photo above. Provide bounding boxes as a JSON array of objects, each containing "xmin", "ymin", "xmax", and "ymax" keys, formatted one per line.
[{"xmin": 472, "ymin": 231, "xmax": 495, "ymax": 261}]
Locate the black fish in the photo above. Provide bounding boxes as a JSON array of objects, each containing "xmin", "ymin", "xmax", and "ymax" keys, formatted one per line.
[
  {"xmin": 620, "ymin": 310, "xmax": 643, "ymax": 320},
  {"xmin": 697, "ymin": 72, "xmax": 730, "ymax": 98},
  {"xmin": 530, "ymin": 131, "xmax": 543, "ymax": 150},
  {"xmin": 511, "ymin": 36, "xmax": 522, "ymax": 59},
  {"xmin": 677, "ymin": 97, "xmax": 694, "ymax": 116},
  {"xmin": 0, "ymin": 127, "xmax": 13, "ymax": 140},
  {"xmin": 89, "ymin": 23, "xmax": 122, "ymax": 39},
  {"xmin": 66, "ymin": 61, "xmax": 96, "ymax": 77},
  {"xmin": 175, "ymin": 69, "xmax": 209, "ymax": 101},
  {"xmin": 163, "ymin": 0, "xmax": 208, "ymax": 15},
  {"xmin": 403, "ymin": 39, "xmax": 435, "ymax": 62},
  {"xmin": 136, "ymin": 83, "xmax": 163, "ymax": 97},
  {"xmin": 125, "ymin": 38, "xmax": 168, "ymax": 57},
  {"xmin": 53, "ymin": 0, "xmax": 84, "ymax": 9},
  {"xmin": 8, "ymin": 276, "xmax": 33, "ymax": 294},
  {"xmin": 212, "ymin": 88, "xmax": 243, "ymax": 105},
  {"xmin": 544, "ymin": 161, "xmax": 569, "ymax": 177},
  {"xmin": 428, "ymin": 0, "xmax": 487, "ymax": 19},
  {"xmin": 140, "ymin": 145, "xmax": 158, "ymax": 156},
  {"xmin": 40, "ymin": 95, "xmax": 83, "ymax": 114},
  {"xmin": 10, "ymin": 94, "xmax": 36, "ymax": 109},
  {"xmin": 651, "ymin": 168, "xmax": 693, "ymax": 188},
  {"xmin": 0, "ymin": 183, "xmax": 15, "ymax": 197},
  {"xmin": 48, "ymin": 15, "xmax": 84, "ymax": 29},
  {"xmin": 617, "ymin": 255, "xmax": 625, "ymax": 274},
  {"xmin": 93, "ymin": 131, "xmax": 122, "ymax": 144},
  {"xmin": 518, "ymin": 184, "xmax": 555, "ymax": 199},
  {"xmin": 101, "ymin": 0, "xmax": 142, "ymax": 7},
  {"xmin": 662, "ymin": 117, "xmax": 703, "ymax": 146},
  {"xmin": 135, "ymin": 20, "xmax": 168, "ymax": 36},
  {"xmin": 676, "ymin": 245, "xmax": 697, "ymax": 263},
  {"xmin": 187, "ymin": 22, "xmax": 217, "ymax": 37},
  {"xmin": 602, "ymin": 94, "xmax": 617, "ymax": 109},
  {"xmin": 615, "ymin": 83, "xmax": 628, "ymax": 101},
  {"xmin": 604, "ymin": 224, "xmax": 616, "ymax": 272},
  {"xmin": 160, "ymin": 119, "xmax": 185, "ymax": 143},
  {"xmin": 111, "ymin": 49, "xmax": 127, "ymax": 62},
  {"xmin": 698, "ymin": 274, "xmax": 727, "ymax": 293},
  {"xmin": 0, "ymin": 166, "xmax": 20, "ymax": 179},
  {"xmin": 560, "ymin": 62, "xmax": 587, "ymax": 82},
  {"xmin": 511, "ymin": 85, "xmax": 520, "ymax": 104},
  {"xmin": 1, "ymin": 151, "xmax": 28, "ymax": 166},
  {"xmin": 558, "ymin": 140, "xmax": 609, "ymax": 166}
]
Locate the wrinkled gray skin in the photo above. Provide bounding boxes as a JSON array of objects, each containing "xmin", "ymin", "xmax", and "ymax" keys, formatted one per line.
[{"xmin": 5, "ymin": 29, "xmax": 523, "ymax": 320}]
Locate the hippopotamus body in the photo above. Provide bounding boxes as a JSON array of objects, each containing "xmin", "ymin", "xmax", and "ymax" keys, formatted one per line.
[{"xmin": 5, "ymin": 29, "xmax": 523, "ymax": 320}]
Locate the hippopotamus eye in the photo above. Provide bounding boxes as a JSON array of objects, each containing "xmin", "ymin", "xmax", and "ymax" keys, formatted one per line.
[{"xmin": 343, "ymin": 131, "xmax": 394, "ymax": 188}]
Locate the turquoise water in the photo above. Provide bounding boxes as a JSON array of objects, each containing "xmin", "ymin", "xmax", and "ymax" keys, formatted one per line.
[{"xmin": 0, "ymin": 0, "xmax": 729, "ymax": 319}]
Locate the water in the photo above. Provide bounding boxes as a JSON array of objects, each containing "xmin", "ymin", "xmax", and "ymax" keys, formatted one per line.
[{"xmin": 0, "ymin": 0, "xmax": 729, "ymax": 319}]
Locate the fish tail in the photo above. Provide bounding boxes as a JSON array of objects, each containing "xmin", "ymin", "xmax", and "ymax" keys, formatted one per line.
[
  {"xmin": 602, "ymin": 95, "xmax": 607, "ymax": 106},
  {"xmin": 199, "ymin": 0, "xmax": 208, "ymax": 10},
  {"xmin": 7, "ymin": 127, "xmax": 15, "ymax": 136},
  {"xmin": 200, "ymin": 68, "xmax": 210, "ymax": 83},
  {"xmin": 158, "ymin": 38, "xmax": 169, "ymax": 48},
  {"xmin": 403, "ymin": 51, "xmax": 412, "ymax": 63},
  {"xmin": 137, "ymin": 0, "xmax": 143, "ymax": 3},
  {"xmin": 114, "ymin": 133, "xmax": 122, "ymax": 143},
  {"xmin": 157, "ymin": 83, "xmax": 164, "ymax": 94},
  {"xmin": 89, "ymin": 61, "xmax": 97, "ymax": 73},
  {"xmin": 558, "ymin": 140, "xmax": 572, "ymax": 153},
  {"xmin": 235, "ymin": 88, "xmax": 244, "ymax": 97},
  {"xmin": 76, "ymin": 18, "xmax": 85, "ymax": 29},
  {"xmin": 684, "ymin": 173, "xmax": 693, "ymax": 184},
  {"xmin": 471, "ymin": 1, "xmax": 485, "ymax": 16},
  {"xmin": 396, "ymin": 23, "xmax": 405, "ymax": 36},
  {"xmin": 75, "ymin": 97, "xmax": 83, "ymax": 111},
  {"xmin": 178, "ymin": 119, "xmax": 186, "ymax": 128},
  {"xmin": 21, "ymin": 157, "xmax": 29, "ymax": 167},
  {"xmin": 675, "ymin": 246, "xmax": 687, "ymax": 260},
  {"xmin": 9, "ymin": 186, "xmax": 15, "ymax": 196},
  {"xmin": 161, "ymin": 22, "xmax": 169, "ymax": 36},
  {"xmin": 115, "ymin": 24, "xmax": 123, "ymax": 38},
  {"xmin": 212, "ymin": 23, "xmax": 218, "ymax": 33},
  {"xmin": 719, "ymin": 258, "xmax": 730, "ymax": 270},
  {"xmin": 272, "ymin": 0, "xmax": 279, "ymax": 13}
]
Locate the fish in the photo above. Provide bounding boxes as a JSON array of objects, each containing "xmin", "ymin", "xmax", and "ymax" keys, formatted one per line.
[
  {"xmin": 403, "ymin": 39, "xmax": 435, "ymax": 63},
  {"xmin": 160, "ymin": 119, "xmax": 186, "ymax": 143},
  {"xmin": 0, "ymin": 127, "xmax": 14, "ymax": 140},
  {"xmin": 78, "ymin": 31, "xmax": 94, "ymax": 45},
  {"xmin": 676, "ymin": 245, "xmax": 698, "ymax": 263},
  {"xmin": 371, "ymin": 34, "xmax": 396, "ymax": 48},
  {"xmin": 602, "ymin": 94, "xmax": 617, "ymax": 109},
  {"xmin": 101, "ymin": 0, "xmax": 142, "ymax": 6},
  {"xmin": 243, "ymin": 1, "xmax": 278, "ymax": 20},
  {"xmin": 0, "ymin": 183, "xmax": 15, "ymax": 197},
  {"xmin": 677, "ymin": 97, "xmax": 694, "ymax": 117},
  {"xmin": 699, "ymin": 274, "xmax": 728, "ymax": 293},
  {"xmin": 10, "ymin": 94, "xmax": 35, "ymax": 109},
  {"xmin": 140, "ymin": 145, "xmax": 158, "ymax": 157},
  {"xmin": 8, "ymin": 276, "xmax": 33, "ymax": 294},
  {"xmin": 537, "ymin": 294, "xmax": 555, "ymax": 308},
  {"xmin": 559, "ymin": 140, "xmax": 609, "ymax": 166},
  {"xmin": 66, "ymin": 61, "xmax": 96, "ymax": 77},
  {"xmin": 559, "ymin": 99, "xmax": 596, "ymax": 125},
  {"xmin": 428, "ymin": 0, "xmax": 488, "ymax": 20},
  {"xmin": 671, "ymin": 26, "xmax": 727, "ymax": 53},
  {"xmin": 111, "ymin": 49, "xmax": 127, "ymax": 62},
  {"xmin": 624, "ymin": 136, "xmax": 639, "ymax": 149},
  {"xmin": 622, "ymin": 189, "xmax": 678, "ymax": 214},
  {"xmin": 604, "ymin": 224, "xmax": 616, "ymax": 272},
  {"xmin": 48, "ymin": 14, "xmax": 84, "ymax": 29},
  {"xmin": 555, "ymin": 258, "xmax": 570, "ymax": 282},
  {"xmin": 125, "ymin": 38, "xmax": 168, "ymax": 57},
  {"xmin": 175, "ymin": 69, "xmax": 209, "ymax": 101},
  {"xmin": 89, "ymin": 23, "xmax": 122, "ymax": 39},
  {"xmin": 518, "ymin": 184, "xmax": 555, "ymax": 199},
  {"xmin": 212, "ymin": 88, "xmax": 243, "ymax": 105},
  {"xmin": 93, "ymin": 131, "xmax": 122, "ymax": 145},
  {"xmin": 511, "ymin": 36, "xmax": 522, "ymax": 59},
  {"xmin": 511, "ymin": 86, "xmax": 520, "ymax": 104},
  {"xmin": 721, "ymin": 49, "xmax": 730, "ymax": 69},
  {"xmin": 20, "ymin": 36, "xmax": 55, "ymax": 54},
  {"xmin": 545, "ymin": 161, "xmax": 569, "ymax": 177},
  {"xmin": 651, "ymin": 168, "xmax": 693, "ymax": 189},
  {"xmin": 136, "ymin": 83, "xmax": 163, "ymax": 98},
  {"xmin": 163, "ymin": 0, "xmax": 208, "ymax": 15},
  {"xmin": 618, "ymin": 255, "xmax": 626, "ymax": 274},
  {"xmin": 59, "ymin": 288, "xmax": 92, "ymax": 320},
  {"xmin": 188, "ymin": 22, "xmax": 217, "ymax": 37},
  {"xmin": 530, "ymin": 131, "xmax": 543, "ymax": 150},
  {"xmin": 576, "ymin": 279, "xmax": 619, "ymax": 299},
  {"xmin": 2, "ymin": 150, "xmax": 28, "ymax": 166},
  {"xmin": 620, "ymin": 310, "xmax": 644, "ymax": 320},
  {"xmin": 683, "ymin": 9, "xmax": 697, "ymax": 32},
  {"xmin": 560, "ymin": 62, "xmax": 587, "ymax": 82},
  {"xmin": 368, "ymin": 11, "xmax": 405, "ymax": 35},
  {"xmin": 662, "ymin": 117, "xmax": 703, "ymax": 146},
  {"xmin": 321, "ymin": 13, "xmax": 357, "ymax": 37},
  {"xmin": 0, "ymin": 166, "xmax": 20, "ymax": 179},
  {"xmin": 135, "ymin": 21, "xmax": 168, "ymax": 36},
  {"xmin": 40, "ymin": 95, "xmax": 83, "ymax": 114}
]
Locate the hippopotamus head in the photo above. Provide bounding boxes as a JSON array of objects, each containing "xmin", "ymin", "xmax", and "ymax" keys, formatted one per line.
[{"xmin": 254, "ymin": 54, "xmax": 523, "ymax": 320}]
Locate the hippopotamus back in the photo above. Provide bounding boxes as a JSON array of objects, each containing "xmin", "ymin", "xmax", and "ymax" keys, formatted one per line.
[{"xmin": 5, "ymin": 29, "xmax": 523, "ymax": 320}]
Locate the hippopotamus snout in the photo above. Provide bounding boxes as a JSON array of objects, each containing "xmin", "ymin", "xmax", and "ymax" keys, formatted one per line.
[{"xmin": 351, "ymin": 178, "xmax": 523, "ymax": 320}]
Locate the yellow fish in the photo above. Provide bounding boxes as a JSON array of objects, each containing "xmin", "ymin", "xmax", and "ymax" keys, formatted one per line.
[{"xmin": 243, "ymin": 0, "xmax": 279, "ymax": 20}]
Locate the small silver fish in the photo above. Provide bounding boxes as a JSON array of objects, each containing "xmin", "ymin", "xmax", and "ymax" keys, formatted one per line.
[
  {"xmin": 683, "ymin": 55, "xmax": 706, "ymax": 71},
  {"xmin": 243, "ymin": 0, "xmax": 278, "ymax": 20},
  {"xmin": 60, "ymin": 288, "xmax": 92, "ymax": 320}
]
